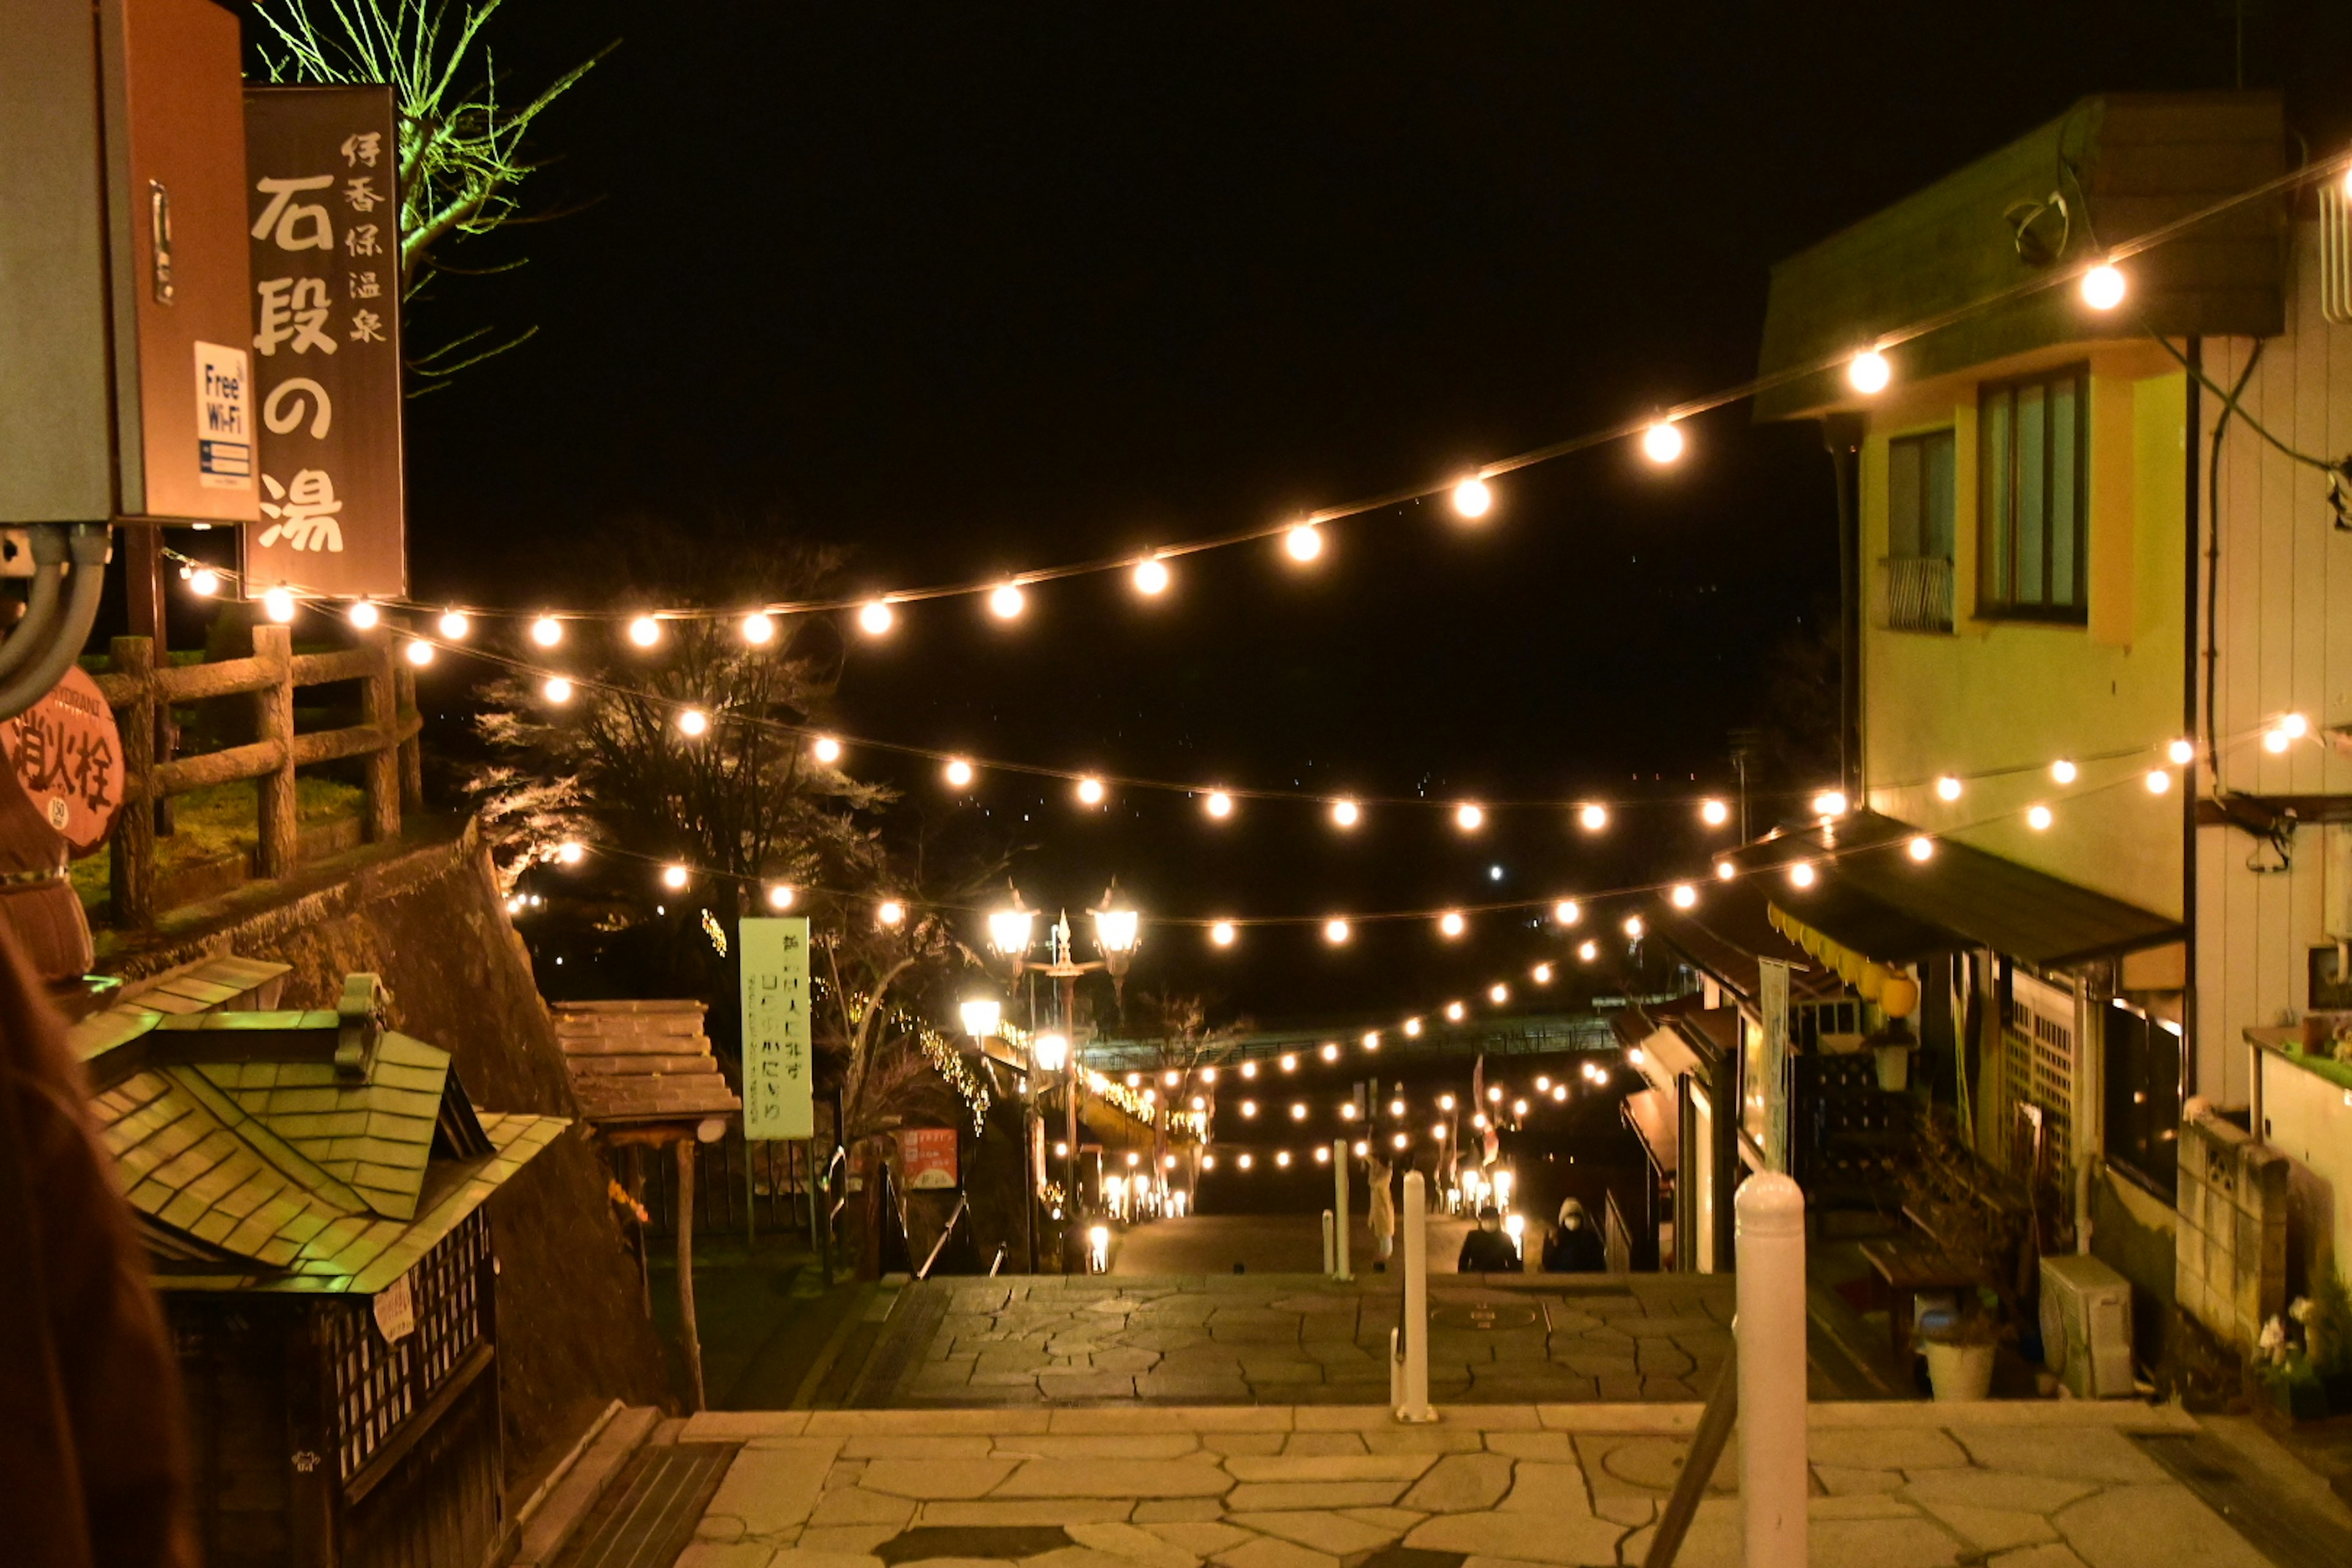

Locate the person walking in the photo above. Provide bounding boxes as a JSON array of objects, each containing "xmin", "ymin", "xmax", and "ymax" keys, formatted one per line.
[
  {"xmin": 1365, "ymin": 1152, "xmax": 1396, "ymax": 1270},
  {"xmin": 1457, "ymin": 1205, "xmax": 1524, "ymax": 1273},
  {"xmin": 1542, "ymin": 1197, "xmax": 1608, "ymax": 1273}
]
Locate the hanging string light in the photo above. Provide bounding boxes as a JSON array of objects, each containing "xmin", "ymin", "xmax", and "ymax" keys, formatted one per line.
[
  {"xmin": 767, "ymin": 884, "xmax": 796, "ymax": 910},
  {"xmin": 812, "ymin": 736, "xmax": 843, "ymax": 764},
  {"xmin": 1668, "ymin": 883, "xmax": 1697, "ymax": 909},
  {"xmin": 1451, "ymin": 478, "xmax": 1493, "ymax": 519},
  {"xmin": 1204, "ymin": 790, "xmax": 1234, "ymax": 819},
  {"xmin": 2081, "ymin": 262, "xmax": 2127, "ymax": 311},
  {"xmin": 742, "ymin": 611, "xmax": 775, "ymax": 645},
  {"xmin": 1076, "ymin": 775, "xmax": 1107, "ymax": 806},
  {"xmin": 1330, "ymin": 799, "xmax": 1361, "ymax": 829},
  {"xmin": 1641, "ymin": 420, "xmax": 1685, "ymax": 464},
  {"xmin": 2144, "ymin": 769, "xmax": 2172, "ymax": 795},
  {"xmin": 2027, "ymin": 805, "xmax": 2054, "ymax": 831},
  {"xmin": 1907, "ymin": 835, "xmax": 1935, "ymax": 862},
  {"xmin": 543, "ymin": 676, "xmax": 574, "ymax": 703},
  {"xmin": 1438, "ymin": 911, "xmax": 1466, "ymax": 938},
  {"xmin": 349, "ymin": 600, "xmax": 380, "ymax": 630},
  {"xmin": 1936, "ymin": 775, "xmax": 1962, "ymax": 802},
  {"xmin": 662, "ymin": 864, "xmax": 689, "ymax": 890},
  {"xmin": 2050, "ymin": 760, "xmax": 2078, "ymax": 784},
  {"xmin": 1133, "ymin": 555, "xmax": 1170, "ymax": 595},
  {"xmin": 858, "ymin": 600, "xmax": 895, "ymax": 636},
  {"xmin": 1554, "ymin": 899, "xmax": 1581, "ymax": 925},
  {"xmin": 404, "ymin": 640, "xmax": 434, "ymax": 667},
  {"xmin": 628, "ymin": 614, "xmax": 662, "ymax": 648},
  {"xmin": 190, "ymin": 568, "xmax": 221, "ymax": 597},
  {"xmin": 944, "ymin": 758, "xmax": 975, "ymax": 788},
  {"xmin": 531, "ymin": 616, "xmax": 562, "ymax": 647},
  {"xmin": 1284, "ymin": 522, "xmax": 1323, "ymax": 562},
  {"xmin": 1578, "ymin": 804, "xmax": 1608, "ymax": 832},
  {"xmin": 989, "ymin": 582, "xmax": 1026, "ymax": 620},
  {"xmin": 1323, "ymin": 918, "xmax": 1351, "ymax": 944},
  {"xmin": 678, "ymin": 708, "xmax": 710, "ymax": 737},
  {"xmin": 1847, "ymin": 349, "xmax": 1893, "ymax": 394},
  {"xmin": 263, "ymin": 587, "xmax": 296, "ymax": 623},
  {"xmin": 877, "ymin": 899, "xmax": 907, "ymax": 926},
  {"xmin": 1699, "ymin": 798, "xmax": 1729, "ymax": 826},
  {"xmin": 1454, "ymin": 803, "xmax": 1485, "ymax": 832},
  {"xmin": 1210, "ymin": 920, "xmax": 1237, "ymax": 947}
]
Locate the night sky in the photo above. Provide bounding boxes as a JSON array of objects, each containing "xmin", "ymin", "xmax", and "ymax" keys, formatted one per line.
[{"xmin": 388, "ymin": 3, "xmax": 2346, "ymax": 1028}]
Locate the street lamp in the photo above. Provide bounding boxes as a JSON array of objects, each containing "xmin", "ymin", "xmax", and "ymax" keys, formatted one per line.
[
  {"xmin": 987, "ymin": 902, "xmax": 1037, "ymax": 971},
  {"xmin": 1033, "ymin": 1031, "xmax": 1069, "ymax": 1072},
  {"xmin": 959, "ymin": 998, "xmax": 1003, "ymax": 1041}
]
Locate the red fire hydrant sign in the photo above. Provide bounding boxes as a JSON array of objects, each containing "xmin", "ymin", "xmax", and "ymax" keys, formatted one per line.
[{"xmin": 2, "ymin": 666, "xmax": 125, "ymax": 856}]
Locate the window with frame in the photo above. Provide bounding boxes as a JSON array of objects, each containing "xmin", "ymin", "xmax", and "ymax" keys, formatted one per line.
[
  {"xmin": 1977, "ymin": 365, "xmax": 2089, "ymax": 621},
  {"xmin": 2103, "ymin": 1000, "xmax": 2180, "ymax": 1196},
  {"xmin": 1883, "ymin": 429, "xmax": 1956, "ymax": 631}
]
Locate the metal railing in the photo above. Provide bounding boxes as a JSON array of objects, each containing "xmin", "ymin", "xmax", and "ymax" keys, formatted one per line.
[
  {"xmin": 90, "ymin": 623, "xmax": 421, "ymax": 926},
  {"xmin": 1880, "ymin": 555, "xmax": 1954, "ymax": 633}
]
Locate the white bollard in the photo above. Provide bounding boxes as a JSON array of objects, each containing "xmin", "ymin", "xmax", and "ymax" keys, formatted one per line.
[
  {"xmin": 1736, "ymin": 1172, "xmax": 1806, "ymax": 1568},
  {"xmin": 1333, "ymin": 1139, "xmax": 1353, "ymax": 1281},
  {"xmin": 1394, "ymin": 1169, "xmax": 1436, "ymax": 1422},
  {"xmin": 1321, "ymin": 1208, "xmax": 1336, "ymax": 1276}
]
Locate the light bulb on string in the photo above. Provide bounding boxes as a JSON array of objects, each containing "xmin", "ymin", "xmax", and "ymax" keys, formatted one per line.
[
  {"xmin": 1936, "ymin": 775, "xmax": 1963, "ymax": 802},
  {"xmin": 767, "ymin": 884, "xmax": 796, "ymax": 910},
  {"xmin": 2281, "ymin": 713, "xmax": 2310, "ymax": 739},
  {"xmin": 2168, "ymin": 739, "xmax": 2196, "ymax": 766},
  {"xmin": 1451, "ymin": 477, "xmax": 1493, "ymax": 520},
  {"xmin": 404, "ymin": 639, "xmax": 434, "ymax": 668},
  {"xmin": 877, "ymin": 899, "xmax": 907, "ymax": 927},
  {"xmin": 1700, "ymin": 798, "xmax": 1729, "ymax": 827},
  {"xmin": 2145, "ymin": 769, "xmax": 2172, "ymax": 795},
  {"xmin": 1623, "ymin": 914, "xmax": 1645, "ymax": 939},
  {"xmin": 556, "ymin": 840, "xmax": 584, "ymax": 865},
  {"xmin": 1532, "ymin": 962, "xmax": 1554, "ymax": 984},
  {"xmin": 1403, "ymin": 1017, "xmax": 1423, "ymax": 1038},
  {"xmin": 1204, "ymin": 790, "xmax": 1233, "ymax": 820},
  {"xmin": 439, "ymin": 609, "xmax": 470, "ymax": 640},
  {"xmin": 1669, "ymin": 883, "xmax": 1697, "ymax": 910},
  {"xmin": 989, "ymin": 582, "xmax": 1026, "ymax": 620},
  {"xmin": 2027, "ymin": 804, "xmax": 2054, "ymax": 831},
  {"xmin": 1133, "ymin": 555, "xmax": 1170, "ymax": 595},
  {"xmin": 1789, "ymin": 861, "xmax": 1817, "ymax": 888},
  {"xmin": 2050, "ymin": 760, "xmax": 2077, "ymax": 785},
  {"xmin": 1554, "ymin": 899, "xmax": 1581, "ymax": 925},
  {"xmin": 349, "ymin": 600, "xmax": 379, "ymax": 630},
  {"xmin": 1210, "ymin": 921, "xmax": 1237, "ymax": 948},
  {"xmin": 190, "ymin": 569, "xmax": 221, "ymax": 597},
  {"xmin": 1454, "ymin": 803, "xmax": 1484, "ymax": 832},
  {"xmin": 1438, "ymin": 911, "xmax": 1466, "ymax": 938},
  {"xmin": 677, "ymin": 708, "xmax": 709, "ymax": 737},
  {"xmin": 1330, "ymin": 798, "xmax": 1360, "ymax": 829},
  {"xmin": 543, "ymin": 676, "xmax": 573, "ymax": 704},
  {"xmin": 858, "ymin": 600, "xmax": 895, "ymax": 636},
  {"xmin": 812, "ymin": 736, "xmax": 842, "ymax": 764},
  {"xmin": 628, "ymin": 614, "xmax": 661, "ymax": 648},
  {"xmin": 1362, "ymin": 1031, "xmax": 1380, "ymax": 1049},
  {"xmin": 531, "ymin": 616, "xmax": 563, "ymax": 647},
  {"xmin": 1847, "ymin": 349, "xmax": 1891, "ymax": 394},
  {"xmin": 1284, "ymin": 522, "xmax": 1323, "ymax": 562},
  {"xmin": 943, "ymin": 758, "xmax": 975, "ymax": 789},
  {"xmin": 1578, "ymin": 939, "xmax": 1599, "ymax": 962},
  {"xmin": 1908, "ymin": 835, "xmax": 1935, "ymax": 862},
  {"xmin": 662, "ymin": 864, "xmax": 689, "ymax": 891},
  {"xmin": 1076, "ymin": 775, "xmax": 1107, "ymax": 807},
  {"xmin": 1715, "ymin": 861, "xmax": 1736, "ymax": 881},
  {"xmin": 1641, "ymin": 420, "xmax": 1684, "ymax": 464},
  {"xmin": 1812, "ymin": 790, "xmax": 1848, "ymax": 818},
  {"xmin": 2265, "ymin": 728, "xmax": 2292, "ymax": 754},
  {"xmin": 262, "ymin": 586, "xmax": 296, "ymax": 623},
  {"xmin": 1323, "ymin": 918, "xmax": 1351, "ymax": 945},
  {"xmin": 2081, "ymin": 263, "xmax": 2127, "ymax": 311},
  {"xmin": 1578, "ymin": 803, "xmax": 1608, "ymax": 832},
  {"xmin": 1488, "ymin": 983, "xmax": 1510, "ymax": 1005},
  {"xmin": 1444, "ymin": 1001, "xmax": 1466, "ymax": 1022},
  {"xmin": 1319, "ymin": 1042, "xmax": 1339, "ymax": 1063},
  {"xmin": 741, "ymin": 611, "xmax": 775, "ymax": 646}
]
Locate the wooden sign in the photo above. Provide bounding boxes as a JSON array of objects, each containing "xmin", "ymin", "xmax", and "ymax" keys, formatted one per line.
[
  {"xmin": 740, "ymin": 916, "xmax": 813, "ymax": 1139},
  {"xmin": 897, "ymin": 1127, "xmax": 959, "ymax": 1191},
  {"xmin": 2, "ymin": 666, "xmax": 124, "ymax": 855},
  {"xmin": 241, "ymin": 85, "xmax": 406, "ymax": 598}
]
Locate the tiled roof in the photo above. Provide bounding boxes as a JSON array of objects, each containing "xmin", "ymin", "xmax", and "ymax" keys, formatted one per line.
[
  {"xmin": 552, "ymin": 1000, "xmax": 741, "ymax": 1125},
  {"xmin": 83, "ymin": 959, "xmax": 565, "ymax": 1297}
]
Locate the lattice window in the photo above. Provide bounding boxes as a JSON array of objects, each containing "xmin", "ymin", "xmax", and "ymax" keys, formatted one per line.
[
  {"xmin": 2001, "ymin": 971, "xmax": 2076, "ymax": 1175},
  {"xmin": 325, "ymin": 1208, "xmax": 492, "ymax": 1484}
]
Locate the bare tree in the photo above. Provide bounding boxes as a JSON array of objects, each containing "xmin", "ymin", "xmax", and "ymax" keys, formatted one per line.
[{"xmin": 252, "ymin": 0, "xmax": 615, "ymax": 387}]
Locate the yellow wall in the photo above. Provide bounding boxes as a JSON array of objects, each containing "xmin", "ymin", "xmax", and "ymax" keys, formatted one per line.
[{"xmin": 1861, "ymin": 345, "xmax": 2185, "ymax": 921}]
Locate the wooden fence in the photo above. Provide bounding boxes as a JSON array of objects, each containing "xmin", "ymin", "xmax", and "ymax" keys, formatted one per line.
[{"xmin": 90, "ymin": 623, "xmax": 423, "ymax": 926}]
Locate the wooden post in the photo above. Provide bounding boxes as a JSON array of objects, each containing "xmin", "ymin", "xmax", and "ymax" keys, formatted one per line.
[
  {"xmin": 393, "ymin": 660, "xmax": 423, "ymax": 813},
  {"xmin": 359, "ymin": 628, "xmax": 399, "ymax": 843},
  {"xmin": 252, "ymin": 624, "xmax": 298, "ymax": 880},
  {"xmin": 676, "ymin": 1139, "xmax": 706, "ymax": 1411},
  {"xmin": 108, "ymin": 636, "xmax": 157, "ymax": 928}
]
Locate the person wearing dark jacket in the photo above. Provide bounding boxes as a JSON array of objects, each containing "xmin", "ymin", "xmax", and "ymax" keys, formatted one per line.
[
  {"xmin": 1456, "ymin": 1205, "xmax": 1524, "ymax": 1272},
  {"xmin": 1542, "ymin": 1197, "xmax": 1608, "ymax": 1273}
]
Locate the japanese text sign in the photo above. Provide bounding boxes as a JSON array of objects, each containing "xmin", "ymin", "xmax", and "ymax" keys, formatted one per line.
[
  {"xmin": 897, "ymin": 1128, "xmax": 959, "ymax": 1191},
  {"xmin": 741, "ymin": 916, "xmax": 814, "ymax": 1139},
  {"xmin": 242, "ymin": 86, "xmax": 405, "ymax": 599},
  {"xmin": 1, "ymin": 667, "xmax": 124, "ymax": 856}
]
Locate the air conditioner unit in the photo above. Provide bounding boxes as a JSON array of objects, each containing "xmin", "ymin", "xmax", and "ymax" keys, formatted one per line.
[{"xmin": 2041, "ymin": 1253, "xmax": 2135, "ymax": 1398}]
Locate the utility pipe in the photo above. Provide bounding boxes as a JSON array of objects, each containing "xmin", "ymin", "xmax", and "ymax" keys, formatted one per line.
[
  {"xmin": 0, "ymin": 525, "xmax": 69, "ymax": 682},
  {"xmin": 0, "ymin": 526, "xmax": 109, "ymax": 720}
]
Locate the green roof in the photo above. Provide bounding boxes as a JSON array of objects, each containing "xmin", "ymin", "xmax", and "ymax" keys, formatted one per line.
[{"xmin": 84, "ymin": 960, "xmax": 567, "ymax": 1296}]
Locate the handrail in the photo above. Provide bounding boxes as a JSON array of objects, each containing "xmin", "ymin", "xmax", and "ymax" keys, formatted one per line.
[
  {"xmin": 916, "ymin": 1193, "xmax": 971, "ymax": 1281},
  {"xmin": 987, "ymin": 1243, "xmax": 1007, "ymax": 1276},
  {"xmin": 88, "ymin": 624, "xmax": 424, "ymax": 927}
]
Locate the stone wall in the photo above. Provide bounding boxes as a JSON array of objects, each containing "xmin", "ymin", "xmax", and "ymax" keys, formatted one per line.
[{"xmin": 2174, "ymin": 1108, "xmax": 2288, "ymax": 1353}]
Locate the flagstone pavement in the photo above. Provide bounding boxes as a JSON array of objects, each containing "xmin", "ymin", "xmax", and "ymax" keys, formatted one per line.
[
  {"xmin": 666, "ymin": 1400, "xmax": 2274, "ymax": 1568},
  {"xmin": 874, "ymin": 1273, "xmax": 1749, "ymax": 1407}
]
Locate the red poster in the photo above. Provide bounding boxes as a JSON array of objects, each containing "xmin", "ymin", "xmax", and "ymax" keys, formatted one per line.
[{"xmin": 897, "ymin": 1127, "xmax": 959, "ymax": 1191}]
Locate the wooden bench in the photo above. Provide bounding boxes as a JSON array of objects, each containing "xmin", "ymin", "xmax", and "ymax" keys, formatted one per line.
[{"xmin": 1860, "ymin": 1237, "xmax": 1981, "ymax": 1371}]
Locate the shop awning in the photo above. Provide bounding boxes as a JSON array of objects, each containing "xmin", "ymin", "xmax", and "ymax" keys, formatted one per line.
[
  {"xmin": 1721, "ymin": 809, "xmax": 2181, "ymax": 968},
  {"xmin": 1622, "ymin": 1087, "xmax": 1678, "ymax": 1177}
]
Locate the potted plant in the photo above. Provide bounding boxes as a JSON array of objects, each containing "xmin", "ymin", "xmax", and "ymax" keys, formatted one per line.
[{"xmin": 1917, "ymin": 1287, "xmax": 2000, "ymax": 1401}]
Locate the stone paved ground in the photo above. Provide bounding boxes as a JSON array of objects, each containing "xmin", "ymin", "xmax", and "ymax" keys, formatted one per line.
[
  {"xmin": 880, "ymin": 1273, "xmax": 1740, "ymax": 1406},
  {"xmin": 668, "ymin": 1401, "xmax": 2272, "ymax": 1568}
]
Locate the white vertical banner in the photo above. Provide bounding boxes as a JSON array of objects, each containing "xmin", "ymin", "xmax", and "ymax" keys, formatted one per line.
[
  {"xmin": 1759, "ymin": 956, "xmax": 1792, "ymax": 1174},
  {"xmin": 741, "ymin": 916, "xmax": 813, "ymax": 1139}
]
